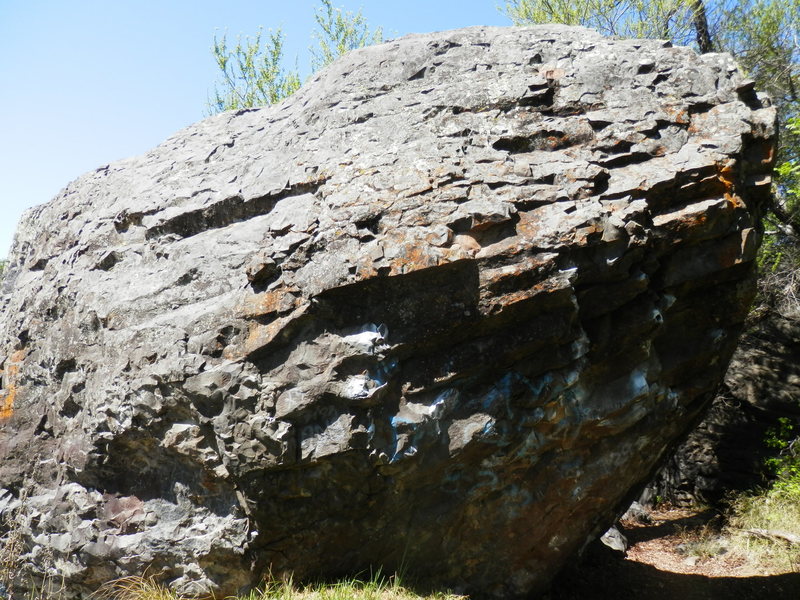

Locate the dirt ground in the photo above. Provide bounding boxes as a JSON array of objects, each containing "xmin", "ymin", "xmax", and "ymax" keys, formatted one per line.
[{"xmin": 547, "ymin": 507, "xmax": 800, "ymax": 600}]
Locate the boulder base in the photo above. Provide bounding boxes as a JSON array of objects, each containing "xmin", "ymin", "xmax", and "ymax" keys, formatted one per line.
[{"xmin": 0, "ymin": 25, "xmax": 775, "ymax": 598}]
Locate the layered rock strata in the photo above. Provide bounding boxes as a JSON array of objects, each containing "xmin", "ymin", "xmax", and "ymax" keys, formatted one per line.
[{"xmin": 0, "ymin": 25, "xmax": 776, "ymax": 599}]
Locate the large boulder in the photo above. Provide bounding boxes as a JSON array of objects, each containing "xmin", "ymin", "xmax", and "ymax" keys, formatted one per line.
[{"xmin": 0, "ymin": 25, "xmax": 776, "ymax": 599}]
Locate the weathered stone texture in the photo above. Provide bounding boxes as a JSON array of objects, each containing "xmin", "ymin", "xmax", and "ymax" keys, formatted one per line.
[
  {"xmin": 0, "ymin": 25, "xmax": 776, "ymax": 598},
  {"xmin": 650, "ymin": 307, "xmax": 800, "ymax": 506}
]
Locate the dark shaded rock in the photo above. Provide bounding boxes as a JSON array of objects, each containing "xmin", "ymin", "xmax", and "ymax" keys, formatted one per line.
[
  {"xmin": 649, "ymin": 308, "xmax": 800, "ymax": 506},
  {"xmin": 0, "ymin": 25, "xmax": 776, "ymax": 599}
]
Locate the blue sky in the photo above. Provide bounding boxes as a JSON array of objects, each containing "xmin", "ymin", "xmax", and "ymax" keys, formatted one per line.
[{"xmin": 0, "ymin": 1, "xmax": 510, "ymax": 259}]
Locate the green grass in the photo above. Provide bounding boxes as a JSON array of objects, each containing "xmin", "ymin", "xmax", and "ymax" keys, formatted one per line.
[
  {"xmin": 725, "ymin": 485, "xmax": 800, "ymax": 572},
  {"xmin": 91, "ymin": 573, "xmax": 466, "ymax": 600}
]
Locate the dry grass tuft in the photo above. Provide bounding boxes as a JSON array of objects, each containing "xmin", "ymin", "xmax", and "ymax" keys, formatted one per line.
[
  {"xmin": 726, "ymin": 487, "xmax": 800, "ymax": 573},
  {"xmin": 92, "ymin": 576, "xmax": 181, "ymax": 600},
  {"xmin": 0, "ymin": 511, "xmax": 24, "ymax": 595}
]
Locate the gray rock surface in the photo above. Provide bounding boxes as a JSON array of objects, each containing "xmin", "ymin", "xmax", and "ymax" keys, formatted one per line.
[
  {"xmin": 0, "ymin": 25, "xmax": 776, "ymax": 598},
  {"xmin": 599, "ymin": 525, "xmax": 628, "ymax": 554}
]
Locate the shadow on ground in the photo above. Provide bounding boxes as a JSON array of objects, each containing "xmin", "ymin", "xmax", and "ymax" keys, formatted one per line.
[
  {"xmin": 546, "ymin": 513, "xmax": 800, "ymax": 600},
  {"xmin": 549, "ymin": 554, "xmax": 800, "ymax": 600}
]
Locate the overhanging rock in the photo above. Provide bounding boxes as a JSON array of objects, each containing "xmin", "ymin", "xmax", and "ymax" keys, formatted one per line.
[{"xmin": 0, "ymin": 25, "xmax": 776, "ymax": 599}]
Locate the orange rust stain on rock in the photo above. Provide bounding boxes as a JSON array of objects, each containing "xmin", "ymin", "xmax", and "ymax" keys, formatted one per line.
[
  {"xmin": 228, "ymin": 315, "xmax": 291, "ymax": 361},
  {"xmin": 718, "ymin": 163, "xmax": 736, "ymax": 189},
  {"xmin": 664, "ymin": 105, "xmax": 690, "ymax": 125},
  {"xmin": 674, "ymin": 212, "xmax": 709, "ymax": 232},
  {"xmin": 572, "ymin": 223, "xmax": 604, "ymax": 245},
  {"xmin": 716, "ymin": 162, "xmax": 747, "ymax": 210},
  {"xmin": 482, "ymin": 277, "xmax": 566, "ymax": 313},
  {"xmin": 748, "ymin": 140, "xmax": 776, "ymax": 169},
  {"xmin": 239, "ymin": 289, "xmax": 300, "ymax": 319},
  {"xmin": 356, "ymin": 263, "xmax": 379, "ymax": 279},
  {"xmin": 389, "ymin": 244, "xmax": 442, "ymax": 275},
  {"xmin": 516, "ymin": 212, "xmax": 541, "ymax": 239},
  {"xmin": 0, "ymin": 350, "xmax": 26, "ymax": 421},
  {"xmin": 725, "ymin": 192, "xmax": 746, "ymax": 210},
  {"xmin": 453, "ymin": 234, "xmax": 481, "ymax": 252}
]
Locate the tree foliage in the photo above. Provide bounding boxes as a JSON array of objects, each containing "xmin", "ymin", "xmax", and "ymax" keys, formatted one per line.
[
  {"xmin": 311, "ymin": 0, "xmax": 383, "ymax": 72},
  {"xmin": 209, "ymin": 28, "xmax": 302, "ymax": 113},
  {"xmin": 717, "ymin": 0, "xmax": 799, "ymax": 112},
  {"xmin": 760, "ymin": 114, "xmax": 800, "ymax": 314},
  {"xmin": 503, "ymin": 0, "xmax": 708, "ymax": 45},
  {"xmin": 209, "ymin": 1, "xmax": 382, "ymax": 114}
]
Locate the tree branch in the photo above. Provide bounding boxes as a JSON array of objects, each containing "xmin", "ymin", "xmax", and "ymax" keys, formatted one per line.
[
  {"xmin": 691, "ymin": 0, "xmax": 714, "ymax": 53},
  {"xmin": 769, "ymin": 198, "xmax": 800, "ymax": 238}
]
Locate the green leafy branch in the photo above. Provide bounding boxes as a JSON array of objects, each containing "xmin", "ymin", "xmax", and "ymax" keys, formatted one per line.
[
  {"xmin": 208, "ymin": 1, "xmax": 382, "ymax": 115},
  {"xmin": 311, "ymin": 0, "xmax": 383, "ymax": 72},
  {"xmin": 209, "ymin": 27, "xmax": 301, "ymax": 114}
]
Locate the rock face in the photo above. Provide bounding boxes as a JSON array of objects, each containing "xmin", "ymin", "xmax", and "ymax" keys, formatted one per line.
[
  {"xmin": 651, "ymin": 307, "xmax": 800, "ymax": 506},
  {"xmin": 0, "ymin": 25, "xmax": 776, "ymax": 599}
]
